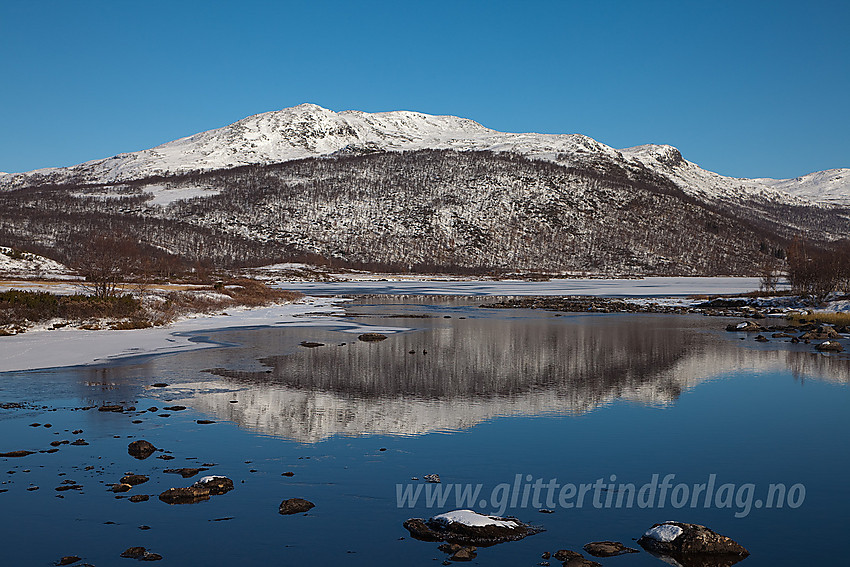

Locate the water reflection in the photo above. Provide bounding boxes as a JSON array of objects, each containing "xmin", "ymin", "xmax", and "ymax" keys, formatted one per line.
[{"xmin": 149, "ymin": 308, "xmax": 849, "ymax": 443}]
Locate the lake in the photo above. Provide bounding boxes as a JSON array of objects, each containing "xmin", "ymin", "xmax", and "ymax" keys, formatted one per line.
[{"xmin": 0, "ymin": 294, "xmax": 847, "ymax": 566}]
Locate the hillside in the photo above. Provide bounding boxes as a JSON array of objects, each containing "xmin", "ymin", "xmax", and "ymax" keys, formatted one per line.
[{"xmin": 0, "ymin": 104, "xmax": 847, "ymax": 276}]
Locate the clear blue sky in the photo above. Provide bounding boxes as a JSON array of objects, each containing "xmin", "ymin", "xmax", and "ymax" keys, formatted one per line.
[{"xmin": 1, "ymin": 0, "xmax": 848, "ymax": 179}]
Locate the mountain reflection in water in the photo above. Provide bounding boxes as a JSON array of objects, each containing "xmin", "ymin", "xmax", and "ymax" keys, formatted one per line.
[{"xmin": 155, "ymin": 307, "xmax": 850, "ymax": 443}]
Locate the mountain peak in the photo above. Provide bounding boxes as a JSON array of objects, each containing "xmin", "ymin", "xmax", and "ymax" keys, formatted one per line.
[{"xmin": 0, "ymin": 105, "xmax": 846, "ymax": 205}]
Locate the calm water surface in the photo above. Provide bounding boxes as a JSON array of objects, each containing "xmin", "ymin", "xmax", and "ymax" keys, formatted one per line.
[{"xmin": 0, "ymin": 297, "xmax": 848, "ymax": 566}]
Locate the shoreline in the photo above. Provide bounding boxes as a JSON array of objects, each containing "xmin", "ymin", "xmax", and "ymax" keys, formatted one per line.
[{"xmin": 0, "ymin": 297, "xmax": 349, "ymax": 374}]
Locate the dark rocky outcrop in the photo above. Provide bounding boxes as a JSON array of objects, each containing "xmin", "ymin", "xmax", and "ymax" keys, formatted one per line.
[
  {"xmin": 158, "ymin": 485, "xmax": 210, "ymax": 505},
  {"xmin": 582, "ymin": 541, "xmax": 639, "ymax": 557},
  {"xmin": 279, "ymin": 497, "xmax": 315, "ymax": 515},
  {"xmin": 800, "ymin": 325, "xmax": 841, "ymax": 340},
  {"xmin": 120, "ymin": 474, "xmax": 149, "ymax": 486},
  {"xmin": 0, "ymin": 450, "xmax": 34, "ymax": 457},
  {"xmin": 637, "ymin": 522, "xmax": 748, "ymax": 561},
  {"xmin": 195, "ymin": 475, "xmax": 234, "ymax": 495},
  {"xmin": 725, "ymin": 321, "xmax": 763, "ymax": 332},
  {"xmin": 403, "ymin": 510, "xmax": 539, "ymax": 545},
  {"xmin": 56, "ymin": 556, "xmax": 81, "ymax": 565},
  {"xmin": 120, "ymin": 546, "xmax": 162, "ymax": 561},
  {"xmin": 815, "ymin": 340, "xmax": 844, "ymax": 352},
  {"xmin": 551, "ymin": 550, "xmax": 601, "ymax": 566},
  {"xmin": 127, "ymin": 440, "xmax": 156, "ymax": 460},
  {"xmin": 358, "ymin": 333, "xmax": 388, "ymax": 342}
]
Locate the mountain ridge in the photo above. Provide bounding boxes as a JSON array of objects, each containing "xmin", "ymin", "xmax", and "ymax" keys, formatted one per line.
[{"xmin": 2, "ymin": 103, "xmax": 847, "ymax": 206}]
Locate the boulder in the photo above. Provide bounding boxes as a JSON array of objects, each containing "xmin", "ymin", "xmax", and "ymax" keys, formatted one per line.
[
  {"xmin": 358, "ymin": 333, "xmax": 388, "ymax": 342},
  {"xmin": 553, "ymin": 550, "xmax": 583, "ymax": 561},
  {"xmin": 194, "ymin": 475, "xmax": 234, "ymax": 495},
  {"xmin": 754, "ymin": 335, "xmax": 768, "ymax": 342},
  {"xmin": 403, "ymin": 509, "xmax": 539, "ymax": 545},
  {"xmin": 120, "ymin": 547, "xmax": 147, "ymax": 559},
  {"xmin": 120, "ymin": 474, "xmax": 149, "ymax": 486},
  {"xmin": 800, "ymin": 325, "xmax": 841, "ymax": 340},
  {"xmin": 127, "ymin": 440, "xmax": 156, "ymax": 460},
  {"xmin": 129, "ymin": 494, "xmax": 149, "ymax": 503},
  {"xmin": 57, "ymin": 556, "xmax": 81, "ymax": 565},
  {"xmin": 637, "ymin": 522, "xmax": 748, "ymax": 557},
  {"xmin": 111, "ymin": 483, "xmax": 133, "ymax": 493},
  {"xmin": 279, "ymin": 497, "xmax": 315, "ymax": 515},
  {"xmin": 725, "ymin": 321, "xmax": 763, "ymax": 332},
  {"xmin": 582, "ymin": 541, "xmax": 639, "ymax": 557},
  {"xmin": 158, "ymin": 485, "xmax": 211, "ymax": 505},
  {"xmin": 450, "ymin": 546, "xmax": 477, "ymax": 561},
  {"xmin": 815, "ymin": 341, "xmax": 844, "ymax": 352}
]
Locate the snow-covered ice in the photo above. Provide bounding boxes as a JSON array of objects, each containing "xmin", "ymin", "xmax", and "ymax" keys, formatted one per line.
[
  {"xmin": 275, "ymin": 277, "xmax": 767, "ymax": 297},
  {"xmin": 0, "ymin": 297, "xmax": 407, "ymax": 373}
]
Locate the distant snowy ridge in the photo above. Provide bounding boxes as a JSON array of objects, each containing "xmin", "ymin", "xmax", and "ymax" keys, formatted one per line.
[{"xmin": 1, "ymin": 103, "xmax": 847, "ymax": 206}]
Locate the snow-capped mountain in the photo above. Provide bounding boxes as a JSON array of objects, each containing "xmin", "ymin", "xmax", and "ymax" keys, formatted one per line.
[{"xmin": 1, "ymin": 103, "xmax": 847, "ymax": 205}]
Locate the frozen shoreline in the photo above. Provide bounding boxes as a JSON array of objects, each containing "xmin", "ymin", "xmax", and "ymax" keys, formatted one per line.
[
  {"xmin": 2, "ymin": 276, "xmax": 829, "ymax": 375},
  {"xmin": 0, "ymin": 297, "xmax": 362, "ymax": 373},
  {"xmin": 273, "ymin": 276, "xmax": 771, "ymax": 297}
]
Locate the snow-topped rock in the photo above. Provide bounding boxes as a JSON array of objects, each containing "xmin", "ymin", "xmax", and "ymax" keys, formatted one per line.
[
  {"xmin": 403, "ymin": 509, "xmax": 539, "ymax": 544},
  {"xmin": 637, "ymin": 521, "xmax": 749, "ymax": 557}
]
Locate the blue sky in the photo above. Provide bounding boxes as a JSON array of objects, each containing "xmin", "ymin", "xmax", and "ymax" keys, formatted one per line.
[{"xmin": 1, "ymin": 0, "xmax": 847, "ymax": 178}]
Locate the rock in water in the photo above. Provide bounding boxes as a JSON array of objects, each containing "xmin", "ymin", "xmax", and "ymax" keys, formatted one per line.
[
  {"xmin": 449, "ymin": 546, "xmax": 477, "ymax": 561},
  {"xmin": 158, "ymin": 485, "xmax": 211, "ymax": 505},
  {"xmin": 127, "ymin": 440, "xmax": 156, "ymax": 460},
  {"xmin": 120, "ymin": 474, "xmax": 149, "ymax": 486},
  {"xmin": 637, "ymin": 522, "xmax": 749, "ymax": 557},
  {"xmin": 582, "ymin": 541, "xmax": 639, "ymax": 557},
  {"xmin": 194, "ymin": 475, "xmax": 234, "ymax": 495},
  {"xmin": 800, "ymin": 325, "xmax": 840, "ymax": 340},
  {"xmin": 279, "ymin": 498, "xmax": 315, "ymax": 515},
  {"xmin": 403, "ymin": 509, "xmax": 540, "ymax": 545},
  {"xmin": 358, "ymin": 333, "xmax": 388, "ymax": 342},
  {"xmin": 0, "ymin": 450, "xmax": 34, "ymax": 457},
  {"xmin": 725, "ymin": 321, "xmax": 763, "ymax": 332},
  {"xmin": 816, "ymin": 340, "xmax": 844, "ymax": 352},
  {"xmin": 120, "ymin": 547, "xmax": 147, "ymax": 558}
]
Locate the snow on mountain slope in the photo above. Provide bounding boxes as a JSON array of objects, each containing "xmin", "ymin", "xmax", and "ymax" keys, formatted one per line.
[
  {"xmin": 1, "ymin": 103, "xmax": 846, "ymax": 206},
  {"xmin": 0, "ymin": 246, "xmax": 70, "ymax": 278},
  {"xmin": 753, "ymin": 169, "xmax": 850, "ymax": 205},
  {"xmin": 620, "ymin": 144, "xmax": 820, "ymax": 205}
]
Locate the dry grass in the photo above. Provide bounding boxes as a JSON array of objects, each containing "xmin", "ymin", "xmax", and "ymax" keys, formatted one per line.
[
  {"xmin": 144, "ymin": 279, "xmax": 303, "ymax": 324},
  {"xmin": 786, "ymin": 312, "xmax": 850, "ymax": 326},
  {"xmin": 1, "ymin": 279, "xmax": 302, "ymax": 333}
]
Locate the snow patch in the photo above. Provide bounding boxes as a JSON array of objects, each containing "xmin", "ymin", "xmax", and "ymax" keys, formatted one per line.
[
  {"xmin": 644, "ymin": 523, "xmax": 683, "ymax": 542},
  {"xmin": 196, "ymin": 475, "xmax": 227, "ymax": 484},
  {"xmin": 431, "ymin": 509, "xmax": 519, "ymax": 528}
]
